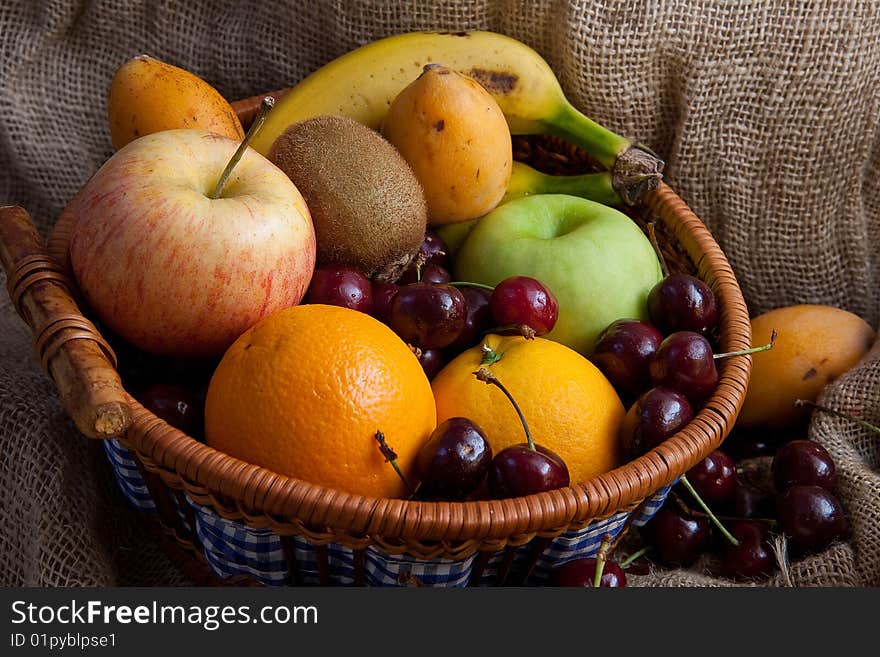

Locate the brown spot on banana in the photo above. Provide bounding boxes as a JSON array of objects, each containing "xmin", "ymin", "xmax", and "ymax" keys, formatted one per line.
[{"xmin": 466, "ymin": 68, "xmax": 518, "ymax": 95}]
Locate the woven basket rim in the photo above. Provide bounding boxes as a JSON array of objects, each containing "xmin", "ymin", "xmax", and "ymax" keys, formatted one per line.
[{"xmin": 47, "ymin": 177, "xmax": 752, "ymax": 545}]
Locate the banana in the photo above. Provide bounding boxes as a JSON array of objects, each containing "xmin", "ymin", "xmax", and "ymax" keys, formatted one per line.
[{"xmin": 251, "ymin": 30, "xmax": 663, "ymax": 204}]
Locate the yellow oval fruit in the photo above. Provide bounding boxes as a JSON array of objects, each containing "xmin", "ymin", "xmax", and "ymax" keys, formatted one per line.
[
  {"xmin": 737, "ymin": 304, "xmax": 876, "ymax": 429},
  {"xmin": 107, "ymin": 55, "xmax": 244, "ymax": 150},
  {"xmin": 431, "ymin": 335, "xmax": 625, "ymax": 485},
  {"xmin": 381, "ymin": 64, "xmax": 512, "ymax": 225}
]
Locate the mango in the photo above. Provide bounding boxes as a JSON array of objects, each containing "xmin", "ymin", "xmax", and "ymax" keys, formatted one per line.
[
  {"xmin": 737, "ymin": 304, "xmax": 876, "ymax": 429},
  {"xmin": 107, "ymin": 55, "xmax": 244, "ymax": 150}
]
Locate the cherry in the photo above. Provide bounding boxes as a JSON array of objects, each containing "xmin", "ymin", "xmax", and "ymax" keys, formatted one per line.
[
  {"xmin": 370, "ymin": 281, "xmax": 399, "ymax": 324},
  {"xmin": 643, "ymin": 505, "xmax": 712, "ymax": 567},
  {"xmin": 720, "ymin": 520, "xmax": 776, "ymax": 580},
  {"xmin": 138, "ymin": 383, "xmax": 201, "ymax": 435},
  {"xmin": 772, "ymin": 439, "xmax": 836, "ymax": 492},
  {"xmin": 776, "ymin": 484, "xmax": 848, "ymax": 556},
  {"xmin": 620, "ymin": 387, "xmax": 694, "ymax": 459},
  {"xmin": 590, "ymin": 319, "xmax": 663, "ymax": 401},
  {"xmin": 415, "ymin": 417, "xmax": 492, "ymax": 500},
  {"xmin": 648, "ymin": 331, "xmax": 718, "ymax": 404},
  {"xmin": 445, "ymin": 285, "xmax": 493, "ymax": 352},
  {"xmin": 415, "ymin": 347, "xmax": 445, "ymax": 380},
  {"xmin": 390, "ymin": 282, "xmax": 466, "ymax": 349},
  {"xmin": 647, "ymin": 273, "xmax": 718, "ymax": 336},
  {"xmin": 398, "ymin": 262, "xmax": 451, "ymax": 286},
  {"xmin": 421, "ymin": 228, "xmax": 449, "ymax": 268},
  {"xmin": 549, "ymin": 557, "xmax": 627, "ymax": 587},
  {"xmin": 489, "ymin": 276, "xmax": 559, "ymax": 336},
  {"xmin": 473, "ymin": 367, "xmax": 570, "ymax": 499},
  {"xmin": 685, "ymin": 450, "xmax": 738, "ymax": 506},
  {"xmin": 305, "ymin": 264, "xmax": 372, "ymax": 313},
  {"xmin": 726, "ymin": 479, "xmax": 776, "ymax": 520}
]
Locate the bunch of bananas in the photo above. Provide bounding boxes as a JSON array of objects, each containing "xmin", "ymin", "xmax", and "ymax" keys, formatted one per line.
[{"xmin": 251, "ymin": 30, "xmax": 664, "ymax": 207}]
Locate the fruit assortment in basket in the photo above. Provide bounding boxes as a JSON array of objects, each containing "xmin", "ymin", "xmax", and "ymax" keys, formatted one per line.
[{"xmin": 29, "ymin": 29, "xmax": 874, "ymax": 587}]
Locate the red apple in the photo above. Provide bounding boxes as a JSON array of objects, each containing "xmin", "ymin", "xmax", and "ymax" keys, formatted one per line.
[{"xmin": 68, "ymin": 128, "xmax": 316, "ymax": 358}]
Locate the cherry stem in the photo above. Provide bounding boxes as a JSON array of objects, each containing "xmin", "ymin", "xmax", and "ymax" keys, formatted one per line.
[
  {"xmin": 211, "ymin": 96, "xmax": 274, "ymax": 200},
  {"xmin": 593, "ymin": 534, "xmax": 613, "ymax": 587},
  {"xmin": 679, "ymin": 474, "xmax": 740, "ymax": 546},
  {"xmin": 374, "ymin": 430, "xmax": 415, "ymax": 495},
  {"xmin": 713, "ymin": 329, "xmax": 777, "ymax": 360},
  {"xmin": 448, "ymin": 281, "xmax": 495, "ymax": 291},
  {"xmin": 473, "ymin": 367, "xmax": 536, "ymax": 450},
  {"xmin": 645, "ymin": 221, "xmax": 670, "ymax": 278},
  {"xmin": 619, "ymin": 546, "xmax": 650, "ymax": 568},
  {"xmin": 795, "ymin": 398, "xmax": 880, "ymax": 434}
]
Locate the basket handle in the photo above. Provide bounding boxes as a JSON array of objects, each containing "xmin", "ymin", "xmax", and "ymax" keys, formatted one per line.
[{"xmin": 0, "ymin": 205, "xmax": 131, "ymax": 439}]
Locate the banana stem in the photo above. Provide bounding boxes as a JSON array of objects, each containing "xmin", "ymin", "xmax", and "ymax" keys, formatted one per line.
[
  {"xmin": 545, "ymin": 102, "xmax": 664, "ymax": 205},
  {"xmin": 502, "ymin": 163, "xmax": 620, "ymax": 207}
]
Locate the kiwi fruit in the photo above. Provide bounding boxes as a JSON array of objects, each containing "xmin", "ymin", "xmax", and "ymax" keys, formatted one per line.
[{"xmin": 268, "ymin": 114, "xmax": 428, "ymax": 282}]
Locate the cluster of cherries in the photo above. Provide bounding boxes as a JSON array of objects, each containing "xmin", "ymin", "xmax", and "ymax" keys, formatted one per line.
[{"xmin": 303, "ymin": 228, "xmax": 559, "ymax": 379}]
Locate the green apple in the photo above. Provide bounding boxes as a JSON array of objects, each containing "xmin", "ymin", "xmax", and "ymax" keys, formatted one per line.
[{"xmin": 453, "ymin": 194, "xmax": 663, "ymax": 355}]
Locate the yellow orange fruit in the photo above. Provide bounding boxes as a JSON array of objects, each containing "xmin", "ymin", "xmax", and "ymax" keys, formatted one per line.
[
  {"xmin": 737, "ymin": 304, "xmax": 876, "ymax": 429},
  {"xmin": 381, "ymin": 65, "xmax": 512, "ymax": 225},
  {"xmin": 204, "ymin": 304, "xmax": 437, "ymax": 498},
  {"xmin": 108, "ymin": 55, "xmax": 244, "ymax": 150},
  {"xmin": 431, "ymin": 334, "xmax": 625, "ymax": 485}
]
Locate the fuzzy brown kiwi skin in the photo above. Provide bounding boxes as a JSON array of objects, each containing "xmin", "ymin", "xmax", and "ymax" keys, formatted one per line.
[{"xmin": 268, "ymin": 115, "xmax": 428, "ymax": 282}]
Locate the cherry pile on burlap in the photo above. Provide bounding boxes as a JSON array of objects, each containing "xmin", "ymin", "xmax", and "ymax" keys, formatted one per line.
[{"xmin": 1, "ymin": 0, "xmax": 877, "ymax": 587}]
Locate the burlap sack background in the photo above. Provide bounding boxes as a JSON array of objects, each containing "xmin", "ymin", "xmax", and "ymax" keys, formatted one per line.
[{"xmin": 1, "ymin": 0, "xmax": 877, "ymax": 586}]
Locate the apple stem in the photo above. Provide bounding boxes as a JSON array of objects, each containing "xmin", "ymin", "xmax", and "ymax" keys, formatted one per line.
[
  {"xmin": 473, "ymin": 367, "xmax": 536, "ymax": 451},
  {"xmin": 210, "ymin": 96, "xmax": 275, "ymax": 200},
  {"xmin": 713, "ymin": 329, "xmax": 777, "ymax": 360},
  {"xmin": 679, "ymin": 474, "xmax": 740, "ymax": 546},
  {"xmin": 645, "ymin": 222, "xmax": 670, "ymax": 278},
  {"xmin": 374, "ymin": 430, "xmax": 415, "ymax": 496},
  {"xmin": 795, "ymin": 398, "xmax": 880, "ymax": 435},
  {"xmin": 448, "ymin": 281, "xmax": 495, "ymax": 291}
]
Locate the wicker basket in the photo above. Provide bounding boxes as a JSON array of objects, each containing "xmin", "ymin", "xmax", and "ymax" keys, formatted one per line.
[{"xmin": 0, "ymin": 89, "xmax": 752, "ymax": 587}]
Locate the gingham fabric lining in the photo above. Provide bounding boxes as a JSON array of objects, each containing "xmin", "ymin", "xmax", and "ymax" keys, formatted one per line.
[{"xmin": 105, "ymin": 439, "xmax": 672, "ymax": 586}]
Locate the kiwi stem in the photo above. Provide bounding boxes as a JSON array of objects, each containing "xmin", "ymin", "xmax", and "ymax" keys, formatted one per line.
[
  {"xmin": 645, "ymin": 222, "xmax": 669, "ymax": 278},
  {"xmin": 680, "ymin": 474, "xmax": 740, "ymax": 546},
  {"xmin": 713, "ymin": 329, "xmax": 777, "ymax": 360},
  {"xmin": 448, "ymin": 281, "xmax": 495, "ymax": 291},
  {"xmin": 374, "ymin": 430, "xmax": 415, "ymax": 495},
  {"xmin": 474, "ymin": 367, "xmax": 536, "ymax": 450},
  {"xmin": 211, "ymin": 96, "xmax": 274, "ymax": 200},
  {"xmin": 619, "ymin": 547, "xmax": 650, "ymax": 568},
  {"xmin": 795, "ymin": 399, "xmax": 880, "ymax": 434}
]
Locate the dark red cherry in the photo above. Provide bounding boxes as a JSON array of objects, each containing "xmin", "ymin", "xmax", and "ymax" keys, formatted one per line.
[
  {"xmin": 489, "ymin": 276, "xmax": 559, "ymax": 335},
  {"xmin": 726, "ymin": 480, "xmax": 776, "ymax": 520},
  {"xmin": 488, "ymin": 443, "xmax": 570, "ymax": 499},
  {"xmin": 620, "ymin": 387, "xmax": 694, "ymax": 459},
  {"xmin": 398, "ymin": 262, "xmax": 451, "ymax": 286},
  {"xmin": 649, "ymin": 331, "xmax": 718, "ymax": 404},
  {"xmin": 416, "ymin": 348, "xmax": 445, "ymax": 380},
  {"xmin": 138, "ymin": 383, "xmax": 201, "ymax": 435},
  {"xmin": 421, "ymin": 229, "xmax": 449, "ymax": 268},
  {"xmin": 772, "ymin": 439, "xmax": 836, "ymax": 492},
  {"xmin": 305, "ymin": 264, "xmax": 372, "ymax": 313},
  {"xmin": 445, "ymin": 285, "xmax": 493, "ymax": 352},
  {"xmin": 549, "ymin": 557, "xmax": 627, "ymax": 587},
  {"xmin": 415, "ymin": 417, "xmax": 492, "ymax": 500},
  {"xmin": 720, "ymin": 520, "xmax": 777, "ymax": 580},
  {"xmin": 370, "ymin": 281, "xmax": 399, "ymax": 324},
  {"xmin": 590, "ymin": 319, "xmax": 663, "ymax": 401},
  {"xmin": 643, "ymin": 505, "xmax": 712, "ymax": 567},
  {"xmin": 685, "ymin": 450, "xmax": 738, "ymax": 506},
  {"xmin": 647, "ymin": 273, "xmax": 718, "ymax": 335},
  {"xmin": 390, "ymin": 283, "xmax": 466, "ymax": 350},
  {"xmin": 776, "ymin": 485, "xmax": 848, "ymax": 556}
]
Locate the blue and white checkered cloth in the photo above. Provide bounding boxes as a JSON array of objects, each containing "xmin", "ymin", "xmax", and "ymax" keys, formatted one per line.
[{"xmin": 105, "ymin": 439, "xmax": 671, "ymax": 586}]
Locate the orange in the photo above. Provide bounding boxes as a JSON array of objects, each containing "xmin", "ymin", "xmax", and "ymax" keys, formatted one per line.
[
  {"xmin": 431, "ymin": 334, "xmax": 626, "ymax": 485},
  {"xmin": 204, "ymin": 304, "xmax": 437, "ymax": 498},
  {"xmin": 737, "ymin": 304, "xmax": 876, "ymax": 429}
]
